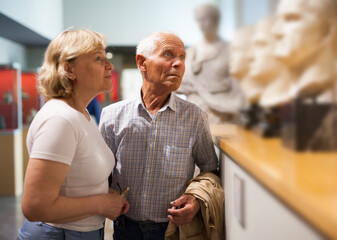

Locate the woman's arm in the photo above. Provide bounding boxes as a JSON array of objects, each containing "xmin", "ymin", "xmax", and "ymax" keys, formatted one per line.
[{"xmin": 22, "ymin": 158, "xmax": 129, "ymax": 223}]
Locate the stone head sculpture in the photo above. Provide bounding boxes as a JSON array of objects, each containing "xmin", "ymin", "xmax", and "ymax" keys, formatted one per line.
[
  {"xmin": 272, "ymin": 0, "xmax": 337, "ymax": 99},
  {"xmin": 194, "ymin": 4, "xmax": 220, "ymax": 40},
  {"xmin": 229, "ymin": 26, "xmax": 255, "ymax": 82}
]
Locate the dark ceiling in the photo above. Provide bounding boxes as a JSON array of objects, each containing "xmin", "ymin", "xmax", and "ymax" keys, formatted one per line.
[
  {"xmin": 0, "ymin": 11, "xmax": 137, "ymax": 53},
  {"xmin": 0, "ymin": 11, "xmax": 50, "ymax": 47}
]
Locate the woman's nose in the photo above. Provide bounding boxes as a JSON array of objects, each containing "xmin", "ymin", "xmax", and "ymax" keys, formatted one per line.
[{"xmin": 106, "ymin": 59, "xmax": 114, "ymax": 70}]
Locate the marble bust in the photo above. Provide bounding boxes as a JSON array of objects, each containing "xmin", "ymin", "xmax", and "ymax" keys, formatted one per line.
[
  {"xmin": 248, "ymin": 16, "xmax": 292, "ymax": 108},
  {"xmin": 177, "ymin": 4, "xmax": 245, "ymax": 124},
  {"xmin": 229, "ymin": 26, "xmax": 258, "ymax": 103},
  {"xmin": 229, "ymin": 25, "xmax": 255, "ymax": 90},
  {"xmin": 272, "ymin": 0, "xmax": 337, "ymax": 150},
  {"xmin": 272, "ymin": 0, "xmax": 337, "ymax": 101}
]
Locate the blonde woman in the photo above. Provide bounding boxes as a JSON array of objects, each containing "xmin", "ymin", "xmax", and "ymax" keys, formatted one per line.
[{"xmin": 17, "ymin": 29, "xmax": 129, "ymax": 240}]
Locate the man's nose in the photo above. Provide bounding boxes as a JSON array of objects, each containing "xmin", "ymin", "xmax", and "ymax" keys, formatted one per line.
[{"xmin": 172, "ymin": 58, "xmax": 184, "ymax": 68}]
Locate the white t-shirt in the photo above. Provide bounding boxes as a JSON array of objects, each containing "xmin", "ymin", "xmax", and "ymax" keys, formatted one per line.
[{"xmin": 26, "ymin": 99, "xmax": 115, "ymax": 232}]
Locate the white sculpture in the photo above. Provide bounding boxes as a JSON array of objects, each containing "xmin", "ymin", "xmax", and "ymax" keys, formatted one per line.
[
  {"xmin": 177, "ymin": 4, "xmax": 245, "ymax": 124},
  {"xmin": 249, "ymin": 16, "xmax": 292, "ymax": 108},
  {"xmin": 229, "ymin": 26, "xmax": 257, "ymax": 105},
  {"xmin": 272, "ymin": 0, "xmax": 337, "ymax": 101},
  {"xmin": 229, "ymin": 26, "xmax": 254, "ymax": 82}
]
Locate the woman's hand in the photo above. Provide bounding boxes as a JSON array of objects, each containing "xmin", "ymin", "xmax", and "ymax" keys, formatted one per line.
[
  {"xmin": 100, "ymin": 191, "xmax": 130, "ymax": 220},
  {"xmin": 22, "ymin": 158, "xmax": 129, "ymax": 224}
]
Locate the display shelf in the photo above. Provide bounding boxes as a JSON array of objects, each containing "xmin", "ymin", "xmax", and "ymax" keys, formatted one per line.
[{"xmin": 213, "ymin": 125, "xmax": 337, "ymax": 239}]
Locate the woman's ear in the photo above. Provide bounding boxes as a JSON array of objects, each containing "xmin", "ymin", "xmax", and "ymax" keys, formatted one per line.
[
  {"xmin": 136, "ymin": 55, "xmax": 147, "ymax": 72},
  {"xmin": 64, "ymin": 62, "xmax": 76, "ymax": 80}
]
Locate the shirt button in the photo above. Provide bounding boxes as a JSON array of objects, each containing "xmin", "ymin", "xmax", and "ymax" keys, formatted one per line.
[{"xmin": 149, "ymin": 143, "xmax": 153, "ymax": 148}]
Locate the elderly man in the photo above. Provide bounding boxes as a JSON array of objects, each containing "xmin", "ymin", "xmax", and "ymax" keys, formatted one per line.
[{"xmin": 99, "ymin": 32, "xmax": 218, "ymax": 240}]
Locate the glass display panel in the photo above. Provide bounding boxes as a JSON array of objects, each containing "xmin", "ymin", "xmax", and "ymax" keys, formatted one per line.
[{"xmin": 0, "ymin": 67, "xmax": 19, "ymax": 130}]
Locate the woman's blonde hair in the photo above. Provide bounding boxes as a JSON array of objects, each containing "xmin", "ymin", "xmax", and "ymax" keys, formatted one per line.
[{"xmin": 38, "ymin": 29, "xmax": 106, "ymax": 99}]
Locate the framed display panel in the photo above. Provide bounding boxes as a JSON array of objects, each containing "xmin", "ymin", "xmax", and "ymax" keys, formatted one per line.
[
  {"xmin": 0, "ymin": 63, "xmax": 23, "ymax": 196},
  {"xmin": 0, "ymin": 64, "xmax": 22, "ymax": 131},
  {"xmin": 21, "ymin": 71, "xmax": 42, "ymax": 126}
]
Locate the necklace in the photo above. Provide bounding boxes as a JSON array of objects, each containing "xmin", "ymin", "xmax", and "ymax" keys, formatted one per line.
[{"xmin": 64, "ymin": 98, "xmax": 90, "ymax": 121}]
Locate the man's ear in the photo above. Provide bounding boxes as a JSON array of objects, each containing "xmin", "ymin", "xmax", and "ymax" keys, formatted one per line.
[
  {"xmin": 136, "ymin": 55, "xmax": 147, "ymax": 72},
  {"xmin": 64, "ymin": 62, "xmax": 76, "ymax": 80}
]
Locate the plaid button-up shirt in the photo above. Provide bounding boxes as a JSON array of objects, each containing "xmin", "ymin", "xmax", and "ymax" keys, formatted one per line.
[{"xmin": 99, "ymin": 93, "xmax": 218, "ymax": 222}]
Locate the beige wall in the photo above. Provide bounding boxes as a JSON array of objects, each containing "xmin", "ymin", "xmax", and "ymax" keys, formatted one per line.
[{"xmin": 0, "ymin": 130, "xmax": 23, "ymax": 196}]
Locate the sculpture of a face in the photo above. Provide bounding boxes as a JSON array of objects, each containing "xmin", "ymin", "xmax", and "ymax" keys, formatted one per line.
[
  {"xmin": 229, "ymin": 27, "xmax": 255, "ymax": 81},
  {"xmin": 194, "ymin": 4, "xmax": 219, "ymax": 38},
  {"xmin": 249, "ymin": 17, "xmax": 281, "ymax": 86},
  {"xmin": 272, "ymin": 0, "xmax": 331, "ymax": 68}
]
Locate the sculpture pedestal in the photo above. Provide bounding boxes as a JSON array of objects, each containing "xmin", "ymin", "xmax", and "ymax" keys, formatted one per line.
[
  {"xmin": 281, "ymin": 100, "xmax": 337, "ymax": 151},
  {"xmin": 253, "ymin": 107, "xmax": 281, "ymax": 138},
  {"xmin": 240, "ymin": 104, "xmax": 260, "ymax": 130}
]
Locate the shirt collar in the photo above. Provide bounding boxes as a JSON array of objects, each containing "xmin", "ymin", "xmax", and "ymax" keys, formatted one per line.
[
  {"xmin": 134, "ymin": 92, "xmax": 144, "ymax": 110},
  {"xmin": 166, "ymin": 93, "xmax": 177, "ymax": 112},
  {"xmin": 134, "ymin": 90, "xmax": 177, "ymax": 112}
]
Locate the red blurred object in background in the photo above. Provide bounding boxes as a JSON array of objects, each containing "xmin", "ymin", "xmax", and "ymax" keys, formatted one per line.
[
  {"xmin": 97, "ymin": 70, "xmax": 119, "ymax": 103},
  {"xmin": 21, "ymin": 72, "xmax": 42, "ymax": 125},
  {"xmin": 0, "ymin": 68, "xmax": 18, "ymax": 130}
]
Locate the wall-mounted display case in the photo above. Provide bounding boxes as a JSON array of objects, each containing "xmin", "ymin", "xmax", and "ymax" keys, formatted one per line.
[
  {"xmin": 21, "ymin": 71, "xmax": 43, "ymax": 126},
  {"xmin": 0, "ymin": 63, "xmax": 23, "ymax": 196},
  {"xmin": 0, "ymin": 64, "xmax": 22, "ymax": 131}
]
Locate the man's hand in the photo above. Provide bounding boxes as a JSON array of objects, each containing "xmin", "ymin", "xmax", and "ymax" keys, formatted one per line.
[{"xmin": 167, "ymin": 194, "xmax": 200, "ymax": 226}]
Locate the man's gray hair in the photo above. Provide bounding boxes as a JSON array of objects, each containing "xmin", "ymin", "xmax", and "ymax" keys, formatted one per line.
[{"xmin": 136, "ymin": 31, "xmax": 181, "ymax": 58}]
